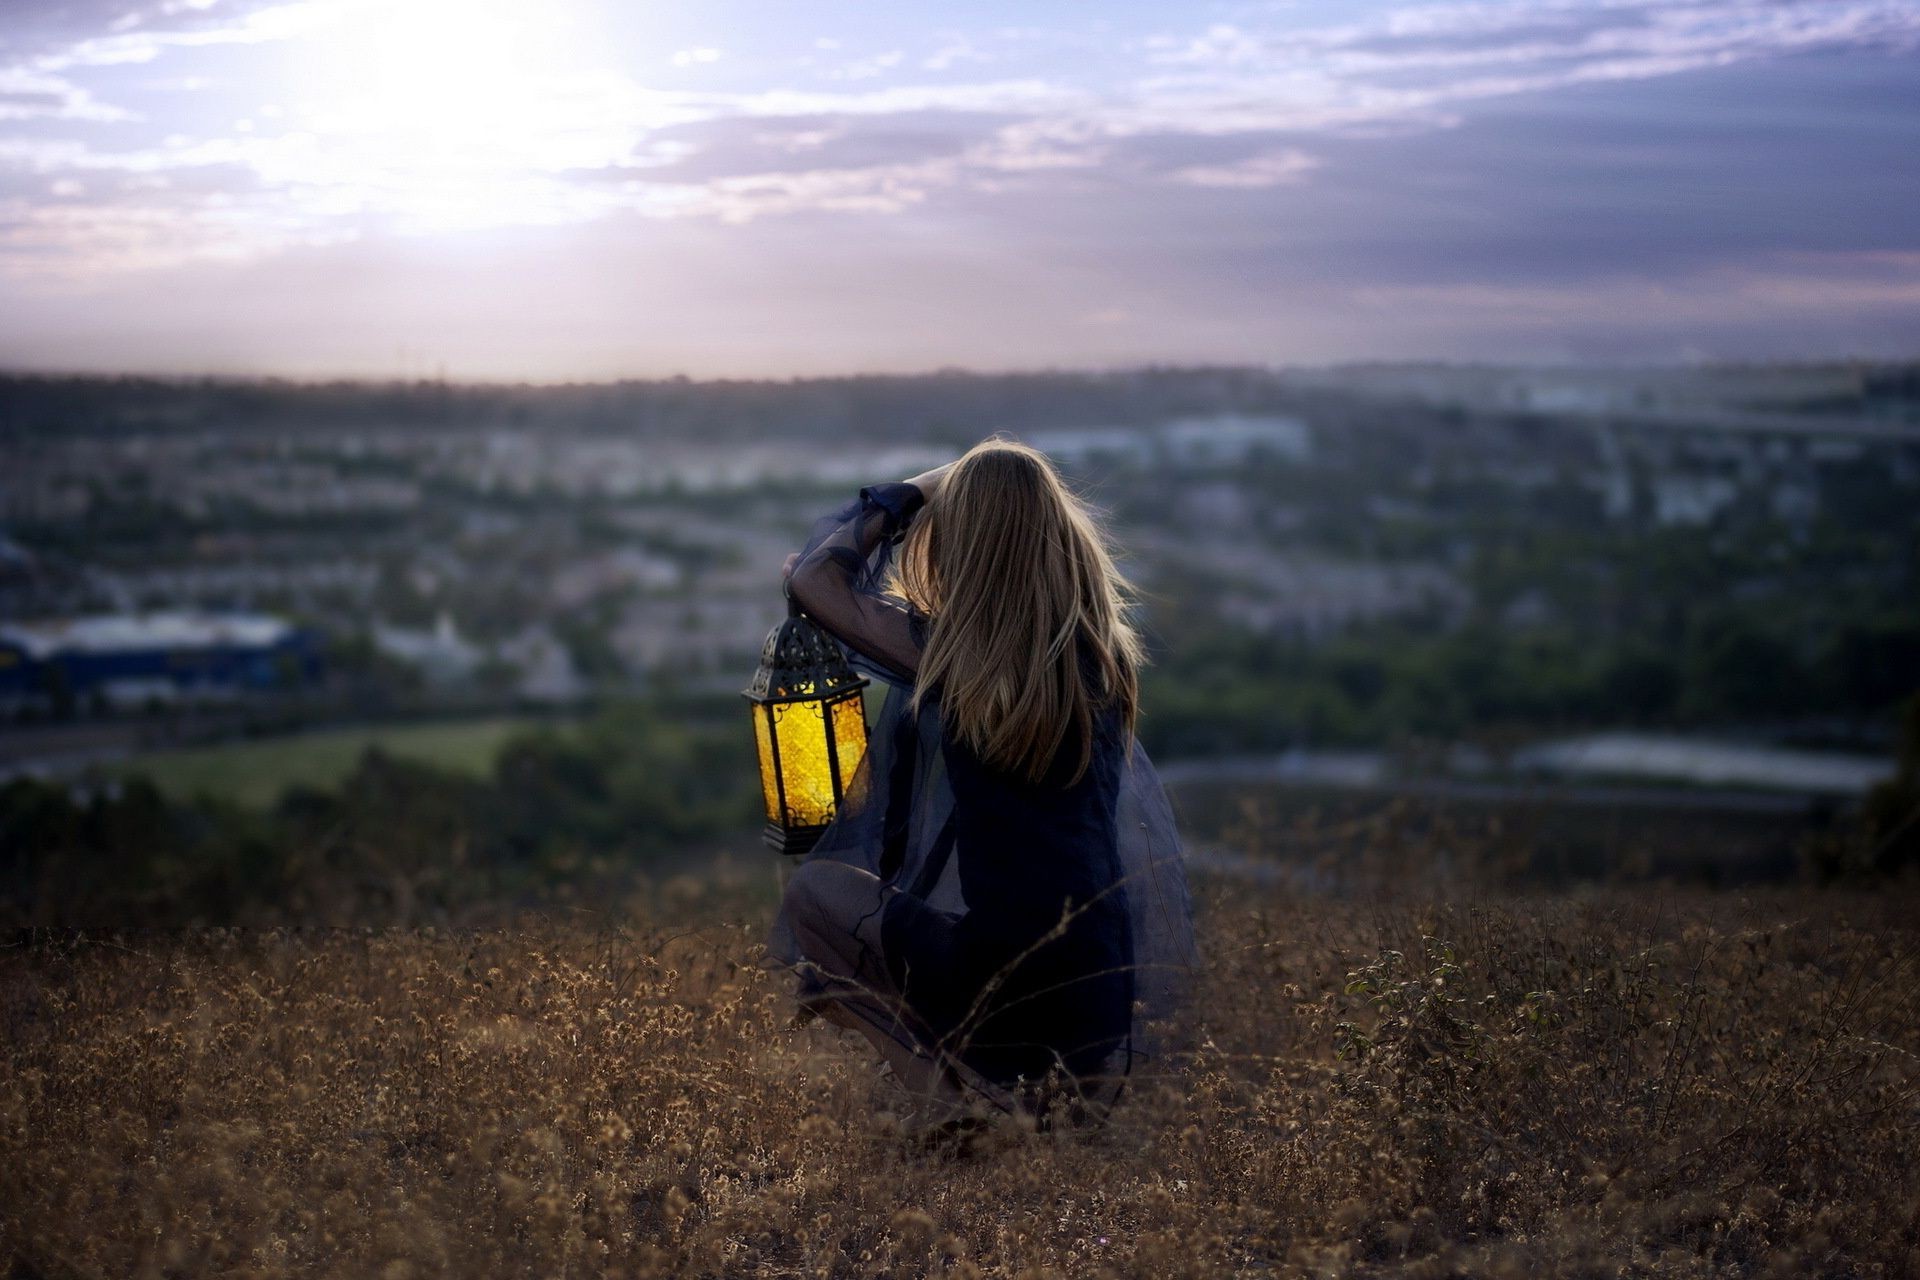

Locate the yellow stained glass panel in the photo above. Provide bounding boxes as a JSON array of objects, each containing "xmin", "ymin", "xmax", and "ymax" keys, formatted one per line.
[
  {"xmin": 830, "ymin": 692, "xmax": 870, "ymax": 810},
  {"xmin": 751, "ymin": 705, "xmax": 781, "ymax": 824},
  {"xmin": 774, "ymin": 700, "xmax": 837, "ymax": 829}
]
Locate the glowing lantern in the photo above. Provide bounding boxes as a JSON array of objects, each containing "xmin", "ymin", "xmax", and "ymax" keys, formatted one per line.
[{"xmin": 743, "ymin": 601, "xmax": 870, "ymax": 855}]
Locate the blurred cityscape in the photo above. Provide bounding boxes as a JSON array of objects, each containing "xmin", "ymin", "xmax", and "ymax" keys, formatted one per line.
[{"xmin": 1, "ymin": 361, "xmax": 1916, "ymax": 795}]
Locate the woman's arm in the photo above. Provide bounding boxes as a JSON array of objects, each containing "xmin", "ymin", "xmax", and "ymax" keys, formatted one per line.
[{"xmin": 784, "ymin": 473, "xmax": 943, "ymax": 681}]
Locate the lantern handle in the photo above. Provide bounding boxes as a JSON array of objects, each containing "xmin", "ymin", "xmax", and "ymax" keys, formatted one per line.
[{"xmin": 782, "ymin": 575, "xmax": 803, "ymax": 619}]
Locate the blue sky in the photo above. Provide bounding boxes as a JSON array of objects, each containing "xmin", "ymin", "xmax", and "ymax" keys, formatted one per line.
[{"xmin": 2, "ymin": 0, "xmax": 1917, "ymax": 378}]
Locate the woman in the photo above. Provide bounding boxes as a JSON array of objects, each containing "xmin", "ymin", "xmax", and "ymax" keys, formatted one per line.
[{"xmin": 768, "ymin": 439, "xmax": 1195, "ymax": 1125}]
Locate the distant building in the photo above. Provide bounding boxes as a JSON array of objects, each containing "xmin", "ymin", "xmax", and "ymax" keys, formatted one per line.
[
  {"xmin": 1025, "ymin": 416, "xmax": 1314, "ymax": 471},
  {"xmin": 1160, "ymin": 414, "xmax": 1313, "ymax": 465},
  {"xmin": 497, "ymin": 626, "xmax": 585, "ymax": 703},
  {"xmin": 0, "ymin": 611, "xmax": 322, "ymax": 712},
  {"xmin": 548, "ymin": 548, "xmax": 683, "ymax": 611},
  {"xmin": 1518, "ymin": 383, "xmax": 1638, "ymax": 414},
  {"xmin": 1025, "ymin": 427, "xmax": 1156, "ymax": 468},
  {"xmin": 1652, "ymin": 475, "xmax": 1739, "ymax": 526},
  {"xmin": 371, "ymin": 612, "xmax": 481, "ymax": 688},
  {"xmin": 1770, "ymin": 479, "xmax": 1820, "ymax": 526},
  {"xmin": 613, "ymin": 594, "xmax": 785, "ymax": 674}
]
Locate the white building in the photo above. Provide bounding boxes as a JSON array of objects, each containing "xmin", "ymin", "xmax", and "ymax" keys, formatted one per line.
[{"xmin": 372, "ymin": 612, "xmax": 482, "ymax": 686}]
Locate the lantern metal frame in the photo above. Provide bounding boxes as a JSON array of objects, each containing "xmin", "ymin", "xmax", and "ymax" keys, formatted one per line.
[{"xmin": 743, "ymin": 594, "xmax": 870, "ymax": 855}]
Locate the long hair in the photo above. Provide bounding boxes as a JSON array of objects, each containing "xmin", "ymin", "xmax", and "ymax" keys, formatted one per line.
[{"xmin": 892, "ymin": 438, "xmax": 1144, "ymax": 785}]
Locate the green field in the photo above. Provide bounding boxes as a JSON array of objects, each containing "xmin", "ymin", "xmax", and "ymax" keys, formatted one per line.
[{"xmin": 120, "ymin": 717, "xmax": 554, "ymax": 810}]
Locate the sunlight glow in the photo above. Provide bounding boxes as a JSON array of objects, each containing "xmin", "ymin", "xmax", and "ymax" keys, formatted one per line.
[{"xmin": 265, "ymin": 0, "xmax": 676, "ymax": 234}]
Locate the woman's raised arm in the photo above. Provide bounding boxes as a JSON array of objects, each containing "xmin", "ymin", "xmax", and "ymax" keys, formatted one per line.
[{"xmin": 784, "ymin": 479, "xmax": 934, "ymax": 682}]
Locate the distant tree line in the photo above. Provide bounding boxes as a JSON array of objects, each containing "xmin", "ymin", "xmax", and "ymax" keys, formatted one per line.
[
  {"xmin": 0, "ymin": 367, "xmax": 1307, "ymax": 445},
  {"xmin": 1138, "ymin": 610, "xmax": 1920, "ymax": 757},
  {"xmin": 0, "ymin": 702, "xmax": 753, "ymax": 928}
]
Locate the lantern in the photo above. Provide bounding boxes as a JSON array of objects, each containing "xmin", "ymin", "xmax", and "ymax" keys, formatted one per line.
[{"xmin": 743, "ymin": 599, "xmax": 870, "ymax": 855}]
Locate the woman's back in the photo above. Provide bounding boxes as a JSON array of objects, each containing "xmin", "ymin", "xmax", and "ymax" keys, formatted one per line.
[{"xmin": 935, "ymin": 698, "xmax": 1135, "ymax": 1081}]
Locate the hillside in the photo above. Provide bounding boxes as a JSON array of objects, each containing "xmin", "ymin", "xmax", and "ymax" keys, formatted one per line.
[{"xmin": 5, "ymin": 871, "xmax": 1914, "ymax": 1278}]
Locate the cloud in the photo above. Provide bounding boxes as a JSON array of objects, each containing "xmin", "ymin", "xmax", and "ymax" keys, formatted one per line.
[
  {"xmin": 0, "ymin": 0, "xmax": 266, "ymax": 60},
  {"xmin": 831, "ymin": 49, "xmax": 905, "ymax": 81},
  {"xmin": 580, "ymin": 112, "xmax": 991, "ymax": 186},
  {"xmin": 1168, "ymin": 148, "xmax": 1317, "ymax": 188},
  {"xmin": 708, "ymin": 79, "xmax": 1083, "ymax": 119},
  {"xmin": 9, "ymin": 0, "xmax": 1912, "ymax": 271},
  {"xmin": 0, "ymin": 65, "xmax": 138, "ymax": 122},
  {"xmin": 924, "ymin": 36, "xmax": 986, "ymax": 72},
  {"xmin": 1127, "ymin": 0, "xmax": 1920, "ymax": 136},
  {"xmin": 31, "ymin": 0, "xmax": 337, "ymax": 72}
]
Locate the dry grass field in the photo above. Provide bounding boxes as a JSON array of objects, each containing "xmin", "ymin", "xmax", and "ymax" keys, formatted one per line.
[{"xmin": 4, "ymin": 867, "xmax": 1918, "ymax": 1279}]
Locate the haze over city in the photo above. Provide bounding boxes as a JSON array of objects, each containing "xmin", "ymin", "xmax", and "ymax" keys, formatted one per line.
[{"xmin": 3, "ymin": 0, "xmax": 1918, "ymax": 379}]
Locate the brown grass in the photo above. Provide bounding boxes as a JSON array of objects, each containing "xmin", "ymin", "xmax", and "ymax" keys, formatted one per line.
[{"xmin": 3, "ymin": 873, "xmax": 1918, "ymax": 1278}]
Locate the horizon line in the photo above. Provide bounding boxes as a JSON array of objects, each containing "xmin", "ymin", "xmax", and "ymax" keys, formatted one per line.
[{"xmin": 2, "ymin": 353, "xmax": 1916, "ymax": 391}]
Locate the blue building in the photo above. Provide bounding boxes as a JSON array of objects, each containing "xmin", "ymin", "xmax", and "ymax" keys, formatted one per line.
[{"xmin": 0, "ymin": 612, "xmax": 323, "ymax": 711}]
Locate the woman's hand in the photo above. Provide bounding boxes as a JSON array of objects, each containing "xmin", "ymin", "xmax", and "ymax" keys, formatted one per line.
[
  {"xmin": 781, "ymin": 551, "xmax": 800, "ymax": 584},
  {"xmin": 904, "ymin": 460, "xmax": 955, "ymax": 500}
]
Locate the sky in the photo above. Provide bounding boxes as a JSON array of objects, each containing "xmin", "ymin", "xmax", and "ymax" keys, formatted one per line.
[{"xmin": 1, "ymin": 0, "xmax": 1918, "ymax": 379}]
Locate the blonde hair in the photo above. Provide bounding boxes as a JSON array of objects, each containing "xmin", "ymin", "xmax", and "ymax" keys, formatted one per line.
[{"xmin": 893, "ymin": 438, "xmax": 1144, "ymax": 785}]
